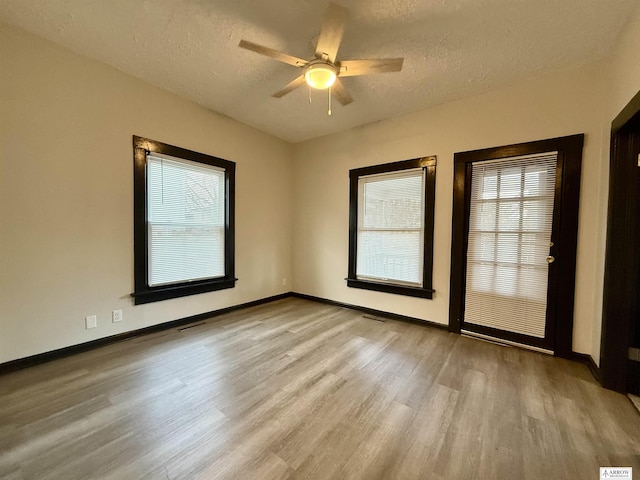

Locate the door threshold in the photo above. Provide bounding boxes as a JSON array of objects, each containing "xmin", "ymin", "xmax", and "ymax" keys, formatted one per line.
[{"xmin": 461, "ymin": 330, "xmax": 554, "ymax": 355}]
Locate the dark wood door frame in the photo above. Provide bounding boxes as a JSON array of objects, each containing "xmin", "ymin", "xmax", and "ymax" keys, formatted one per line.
[
  {"xmin": 449, "ymin": 134, "xmax": 584, "ymax": 359},
  {"xmin": 600, "ymin": 89, "xmax": 640, "ymax": 393}
]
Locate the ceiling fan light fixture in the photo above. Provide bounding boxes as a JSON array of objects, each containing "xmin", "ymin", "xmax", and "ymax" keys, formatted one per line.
[{"xmin": 304, "ymin": 61, "xmax": 337, "ymax": 90}]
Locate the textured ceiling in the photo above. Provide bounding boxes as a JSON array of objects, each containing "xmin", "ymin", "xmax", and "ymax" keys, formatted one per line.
[{"xmin": 0, "ymin": 0, "xmax": 638, "ymax": 143}]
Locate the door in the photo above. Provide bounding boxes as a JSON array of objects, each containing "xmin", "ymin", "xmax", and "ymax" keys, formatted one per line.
[
  {"xmin": 449, "ymin": 135, "xmax": 584, "ymax": 358},
  {"xmin": 462, "ymin": 153, "xmax": 558, "ymax": 352},
  {"xmin": 601, "ymin": 93, "xmax": 640, "ymax": 394}
]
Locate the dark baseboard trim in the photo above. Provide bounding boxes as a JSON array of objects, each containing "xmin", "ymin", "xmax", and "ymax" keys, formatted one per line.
[
  {"xmin": 0, "ymin": 292, "xmax": 293, "ymax": 376},
  {"xmin": 290, "ymin": 292, "xmax": 449, "ymax": 331},
  {"xmin": 571, "ymin": 352, "xmax": 601, "ymax": 383}
]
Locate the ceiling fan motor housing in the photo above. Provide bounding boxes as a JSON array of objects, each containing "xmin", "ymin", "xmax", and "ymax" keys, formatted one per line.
[{"xmin": 304, "ymin": 60, "xmax": 338, "ymax": 89}]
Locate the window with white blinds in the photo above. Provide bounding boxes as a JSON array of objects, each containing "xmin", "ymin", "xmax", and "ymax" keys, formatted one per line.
[
  {"xmin": 464, "ymin": 152, "xmax": 557, "ymax": 338},
  {"xmin": 356, "ymin": 169, "xmax": 425, "ymax": 285},
  {"xmin": 147, "ymin": 154, "xmax": 225, "ymax": 287},
  {"xmin": 347, "ymin": 156, "xmax": 436, "ymax": 298},
  {"xmin": 133, "ymin": 136, "xmax": 235, "ymax": 305}
]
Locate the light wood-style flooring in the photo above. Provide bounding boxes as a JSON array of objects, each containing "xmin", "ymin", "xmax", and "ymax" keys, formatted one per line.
[{"xmin": 1, "ymin": 297, "xmax": 639, "ymax": 479}]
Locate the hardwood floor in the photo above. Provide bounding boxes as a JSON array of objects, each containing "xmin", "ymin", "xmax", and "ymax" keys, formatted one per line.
[{"xmin": 1, "ymin": 297, "xmax": 639, "ymax": 479}]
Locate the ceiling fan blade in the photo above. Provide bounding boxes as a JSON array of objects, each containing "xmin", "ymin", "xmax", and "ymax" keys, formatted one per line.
[
  {"xmin": 338, "ymin": 58, "xmax": 404, "ymax": 77},
  {"xmin": 272, "ymin": 75, "xmax": 307, "ymax": 98},
  {"xmin": 331, "ymin": 78, "xmax": 353, "ymax": 105},
  {"xmin": 315, "ymin": 2, "xmax": 349, "ymax": 62},
  {"xmin": 239, "ymin": 39, "xmax": 308, "ymax": 68}
]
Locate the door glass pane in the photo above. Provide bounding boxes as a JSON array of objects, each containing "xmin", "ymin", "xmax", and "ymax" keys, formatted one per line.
[
  {"xmin": 498, "ymin": 202, "xmax": 521, "ymax": 231},
  {"xmin": 499, "ymin": 169, "xmax": 522, "ymax": 198},
  {"xmin": 464, "ymin": 153, "xmax": 557, "ymax": 339}
]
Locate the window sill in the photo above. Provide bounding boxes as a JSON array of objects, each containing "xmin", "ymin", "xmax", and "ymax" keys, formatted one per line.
[
  {"xmin": 133, "ymin": 277, "xmax": 237, "ymax": 305},
  {"xmin": 346, "ymin": 278, "xmax": 434, "ymax": 299}
]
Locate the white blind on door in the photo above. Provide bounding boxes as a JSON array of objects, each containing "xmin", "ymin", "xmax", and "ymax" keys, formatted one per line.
[
  {"xmin": 147, "ymin": 154, "xmax": 225, "ymax": 287},
  {"xmin": 464, "ymin": 152, "xmax": 557, "ymax": 338},
  {"xmin": 357, "ymin": 169, "xmax": 424, "ymax": 285}
]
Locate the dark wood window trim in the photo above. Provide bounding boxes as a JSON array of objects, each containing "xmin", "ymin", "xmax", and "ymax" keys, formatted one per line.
[
  {"xmin": 448, "ymin": 134, "xmax": 584, "ymax": 358},
  {"xmin": 133, "ymin": 136, "xmax": 236, "ymax": 305},
  {"xmin": 346, "ymin": 156, "xmax": 437, "ymax": 299}
]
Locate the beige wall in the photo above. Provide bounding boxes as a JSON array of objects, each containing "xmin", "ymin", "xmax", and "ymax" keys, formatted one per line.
[
  {"xmin": 0, "ymin": 23, "xmax": 293, "ymax": 363},
  {"xmin": 610, "ymin": 5, "xmax": 640, "ymax": 118},
  {"xmin": 293, "ymin": 62, "xmax": 609, "ymax": 357}
]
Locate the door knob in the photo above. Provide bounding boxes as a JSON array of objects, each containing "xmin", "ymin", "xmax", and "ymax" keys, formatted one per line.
[{"xmin": 546, "ymin": 255, "xmax": 555, "ymax": 264}]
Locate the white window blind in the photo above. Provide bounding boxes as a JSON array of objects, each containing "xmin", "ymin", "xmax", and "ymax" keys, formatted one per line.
[
  {"xmin": 147, "ymin": 154, "xmax": 225, "ymax": 287},
  {"xmin": 464, "ymin": 152, "xmax": 557, "ymax": 338},
  {"xmin": 356, "ymin": 169, "xmax": 424, "ymax": 285}
]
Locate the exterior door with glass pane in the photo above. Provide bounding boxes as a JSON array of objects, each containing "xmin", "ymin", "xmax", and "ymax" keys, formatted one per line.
[
  {"xmin": 462, "ymin": 152, "xmax": 558, "ymax": 352},
  {"xmin": 450, "ymin": 135, "xmax": 584, "ymax": 357}
]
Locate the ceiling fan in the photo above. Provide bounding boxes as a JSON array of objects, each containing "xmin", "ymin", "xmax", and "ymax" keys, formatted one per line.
[{"xmin": 238, "ymin": 2, "xmax": 404, "ymax": 113}]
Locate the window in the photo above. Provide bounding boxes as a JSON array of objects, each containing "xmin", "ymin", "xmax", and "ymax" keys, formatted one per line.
[
  {"xmin": 347, "ymin": 157, "xmax": 436, "ymax": 298},
  {"xmin": 133, "ymin": 136, "xmax": 235, "ymax": 305}
]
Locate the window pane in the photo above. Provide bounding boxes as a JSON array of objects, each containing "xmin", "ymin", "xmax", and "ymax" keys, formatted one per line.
[
  {"xmin": 480, "ymin": 174, "xmax": 498, "ymax": 200},
  {"xmin": 356, "ymin": 169, "xmax": 425, "ymax": 286},
  {"xmin": 522, "ymin": 199, "xmax": 553, "ymax": 231},
  {"xmin": 147, "ymin": 155, "xmax": 225, "ymax": 287},
  {"xmin": 357, "ymin": 230, "xmax": 421, "ymax": 284},
  {"xmin": 499, "ymin": 168, "xmax": 522, "ymax": 198},
  {"xmin": 468, "ymin": 232, "xmax": 495, "ymax": 262},
  {"xmin": 362, "ymin": 173, "xmax": 423, "ymax": 229},
  {"xmin": 497, "ymin": 202, "xmax": 521, "ymax": 231},
  {"xmin": 495, "ymin": 233, "xmax": 519, "ymax": 264},
  {"xmin": 520, "ymin": 233, "xmax": 548, "ymax": 265},
  {"xmin": 149, "ymin": 225, "xmax": 224, "ymax": 285},
  {"xmin": 470, "ymin": 202, "xmax": 496, "ymax": 231},
  {"xmin": 469, "ymin": 263, "xmax": 494, "ymax": 292},
  {"xmin": 524, "ymin": 165, "xmax": 554, "ymax": 197},
  {"xmin": 148, "ymin": 157, "xmax": 224, "ymax": 226}
]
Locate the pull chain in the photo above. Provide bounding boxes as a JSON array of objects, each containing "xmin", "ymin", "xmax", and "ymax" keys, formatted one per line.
[
  {"xmin": 328, "ymin": 87, "xmax": 332, "ymax": 116},
  {"xmin": 308, "ymin": 83, "xmax": 312, "ymax": 104}
]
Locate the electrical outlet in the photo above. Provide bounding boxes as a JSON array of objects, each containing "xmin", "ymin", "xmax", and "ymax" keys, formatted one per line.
[
  {"xmin": 85, "ymin": 315, "xmax": 97, "ymax": 329},
  {"xmin": 112, "ymin": 309, "xmax": 123, "ymax": 323},
  {"xmin": 282, "ymin": 278, "xmax": 287, "ymax": 286}
]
